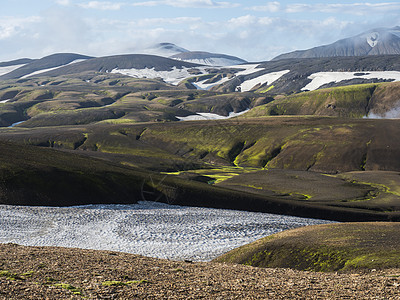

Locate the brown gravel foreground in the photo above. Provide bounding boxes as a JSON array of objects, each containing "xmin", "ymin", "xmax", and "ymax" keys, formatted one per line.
[{"xmin": 1, "ymin": 244, "xmax": 400, "ymax": 299}]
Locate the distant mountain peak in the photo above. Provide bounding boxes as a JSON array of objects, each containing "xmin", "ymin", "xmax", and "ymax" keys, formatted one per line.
[
  {"xmin": 142, "ymin": 42, "xmax": 189, "ymax": 57},
  {"xmin": 170, "ymin": 51, "xmax": 247, "ymax": 67},
  {"xmin": 273, "ymin": 26, "xmax": 400, "ymax": 60}
]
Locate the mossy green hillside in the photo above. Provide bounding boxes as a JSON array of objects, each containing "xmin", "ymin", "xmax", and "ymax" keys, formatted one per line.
[
  {"xmin": 245, "ymin": 83, "xmax": 379, "ymax": 118},
  {"xmin": 1, "ymin": 116, "xmax": 400, "ymax": 174},
  {"xmin": 214, "ymin": 222, "xmax": 400, "ymax": 271},
  {"xmin": 216, "ymin": 169, "xmax": 400, "ymax": 213}
]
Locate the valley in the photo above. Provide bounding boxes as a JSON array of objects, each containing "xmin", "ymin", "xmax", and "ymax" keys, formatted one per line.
[{"xmin": 1, "ymin": 27, "xmax": 400, "ymax": 297}]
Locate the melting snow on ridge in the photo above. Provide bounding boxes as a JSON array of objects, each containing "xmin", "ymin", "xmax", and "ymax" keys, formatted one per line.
[
  {"xmin": 110, "ymin": 63, "xmax": 288, "ymax": 91},
  {"xmin": 0, "ymin": 202, "xmax": 333, "ymax": 261},
  {"xmin": 0, "ymin": 64, "xmax": 26, "ymax": 76},
  {"xmin": 176, "ymin": 109, "xmax": 249, "ymax": 121},
  {"xmin": 229, "ymin": 64, "xmax": 263, "ymax": 76},
  {"xmin": 302, "ymin": 71, "xmax": 400, "ymax": 91},
  {"xmin": 21, "ymin": 59, "xmax": 88, "ymax": 79},
  {"xmin": 111, "ymin": 67, "xmax": 207, "ymax": 86},
  {"xmin": 175, "ymin": 57, "xmax": 245, "ymax": 67},
  {"xmin": 192, "ymin": 76, "xmax": 232, "ymax": 90},
  {"xmin": 239, "ymin": 70, "xmax": 290, "ymax": 92}
]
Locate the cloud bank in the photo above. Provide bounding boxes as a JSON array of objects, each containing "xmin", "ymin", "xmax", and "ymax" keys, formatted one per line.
[{"xmin": 0, "ymin": 1, "xmax": 399, "ymax": 62}]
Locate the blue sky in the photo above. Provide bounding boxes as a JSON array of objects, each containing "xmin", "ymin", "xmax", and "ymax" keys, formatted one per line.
[{"xmin": 1, "ymin": 0, "xmax": 400, "ymax": 62}]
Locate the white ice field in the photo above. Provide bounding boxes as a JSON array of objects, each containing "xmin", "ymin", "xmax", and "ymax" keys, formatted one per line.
[{"xmin": 0, "ymin": 201, "xmax": 333, "ymax": 261}]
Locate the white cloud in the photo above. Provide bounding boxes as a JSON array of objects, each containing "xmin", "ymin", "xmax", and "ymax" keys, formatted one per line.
[
  {"xmin": 56, "ymin": 0, "xmax": 71, "ymax": 5},
  {"xmin": 228, "ymin": 15, "xmax": 274, "ymax": 27},
  {"xmin": 78, "ymin": 1, "xmax": 124, "ymax": 10},
  {"xmin": 285, "ymin": 2, "xmax": 400, "ymax": 15},
  {"xmin": 132, "ymin": 0, "xmax": 239, "ymax": 8},
  {"xmin": 134, "ymin": 17, "xmax": 202, "ymax": 27},
  {"xmin": 0, "ymin": 16, "xmax": 41, "ymax": 40},
  {"xmin": 247, "ymin": 1, "xmax": 281, "ymax": 12}
]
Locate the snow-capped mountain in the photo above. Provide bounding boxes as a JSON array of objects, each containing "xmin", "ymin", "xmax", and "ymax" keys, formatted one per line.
[
  {"xmin": 140, "ymin": 43, "xmax": 247, "ymax": 66},
  {"xmin": 273, "ymin": 26, "xmax": 400, "ymax": 60},
  {"xmin": 141, "ymin": 42, "xmax": 189, "ymax": 57},
  {"xmin": 170, "ymin": 51, "xmax": 247, "ymax": 67}
]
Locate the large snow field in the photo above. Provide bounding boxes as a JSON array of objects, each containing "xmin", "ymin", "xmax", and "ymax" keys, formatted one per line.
[
  {"xmin": 176, "ymin": 109, "xmax": 249, "ymax": 121},
  {"xmin": 111, "ymin": 66, "xmax": 208, "ymax": 86},
  {"xmin": 238, "ymin": 70, "xmax": 290, "ymax": 92},
  {"xmin": 0, "ymin": 201, "xmax": 332, "ymax": 261},
  {"xmin": 0, "ymin": 64, "xmax": 26, "ymax": 76},
  {"xmin": 302, "ymin": 71, "xmax": 400, "ymax": 91}
]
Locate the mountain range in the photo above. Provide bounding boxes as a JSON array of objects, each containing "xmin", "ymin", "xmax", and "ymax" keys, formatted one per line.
[{"xmin": 273, "ymin": 26, "xmax": 400, "ymax": 60}]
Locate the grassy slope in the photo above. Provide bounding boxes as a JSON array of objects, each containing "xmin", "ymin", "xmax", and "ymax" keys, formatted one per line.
[
  {"xmin": 214, "ymin": 222, "xmax": 400, "ymax": 271},
  {"xmin": 0, "ymin": 118, "xmax": 399, "ymax": 220},
  {"xmin": 245, "ymin": 82, "xmax": 400, "ymax": 118},
  {"xmin": 217, "ymin": 169, "xmax": 400, "ymax": 214},
  {"xmin": 0, "ymin": 76, "xmax": 265, "ymax": 127},
  {"xmin": 3, "ymin": 117, "xmax": 400, "ymax": 173},
  {"xmin": 0, "ymin": 140, "xmax": 151, "ymax": 206},
  {"xmin": 3, "ymin": 139, "xmax": 382, "ymax": 221}
]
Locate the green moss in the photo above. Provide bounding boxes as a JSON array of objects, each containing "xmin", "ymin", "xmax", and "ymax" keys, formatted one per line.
[
  {"xmin": 0, "ymin": 270, "xmax": 24, "ymax": 281},
  {"xmin": 102, "ymin": 280, "xmax": 127, "ymax": 286},
  {"xmin": 54, "ymin": 283, "xmax": 83, "ymax": 295},
  {"xmin": 257, "ymin": 85, "xmax": 275, "ymax": 94},
  {"xmin": 102, "ymin": 279, "xmax": 149, "ymax": 286},
  {"xmin": 127, "ymin": 279, "xmax": 150, "ymax": 284}
]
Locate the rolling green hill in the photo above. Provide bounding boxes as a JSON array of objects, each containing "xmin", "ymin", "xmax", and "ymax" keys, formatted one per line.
[
  {"xmin": 244, "ymin": 82, "xmax": 400, "ymax": 118},
  {"xmin": 214, "ymin": 222, "xmax": 400, "ymax": 271}
]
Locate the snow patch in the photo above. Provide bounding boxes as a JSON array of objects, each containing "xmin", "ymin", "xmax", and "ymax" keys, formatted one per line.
[
  {"xmin": 302, "ymin": 71, "xmax": 400, "ymax": 91},
  {"xmin": 0, "ymin": 64, "xmax": 26, "ymax": 76},
  {"xmin": 111, "ymin": 66, "xmax": 207, "ymax": 86},
  {"xmin": 21, "ymin": 59, "xmax": 88, "ymax": 78},
  {"xmin": 366, "ymin": 32, "xmax": 379, "ymax": 47},
  {"xmin": 174, "ymin": 57, "xmax": 245, "ymax": 67},
  {"xmin": 0, "ymin": 99, "xmax": 11, "ymax": 104},
  {"xmin": 229, "ymin": 64, "xmax": 263, "ymax": 76},
  {"xmin": 0, "ymin": 202, "xmax": 333, "ymax": 261},
  {"xmin": 176, "ymin": 109, "xmax": 249, "ymax": 121},
  {"xmin": 239, "ymin": 70, "xmax": 290, "ymax": 92},
  {"xmin": 8, "ymin": 121, "xmax": 25, "ymax": 128},
  {"xmin": 192, "ymin": 76, "xmax": 232, "ymax": 90}
]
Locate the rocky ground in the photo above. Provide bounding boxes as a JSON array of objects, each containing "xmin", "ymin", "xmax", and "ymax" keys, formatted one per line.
[{"xmin": 1, "ymin": 243, "xmax": 400, "ymax": 299}]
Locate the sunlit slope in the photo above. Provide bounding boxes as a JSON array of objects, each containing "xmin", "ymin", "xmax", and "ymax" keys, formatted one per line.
[
  {"xmin": 0, "ymin": 140, "xmax": 307, "ymax": 216},
  {"xmin": 244, "ymin": 82, "xmax": 400, "ymax": 118},
  {"xmin": 214, "ymin": 222, "xmax": 400, "ymax": 271},
  {"xmin": 0, "ymin": 76, "xmax": 263, "ymax": 127},
  {"xmin": 1, "ymin": 117, "xmax": 399, "ymax": 173}
]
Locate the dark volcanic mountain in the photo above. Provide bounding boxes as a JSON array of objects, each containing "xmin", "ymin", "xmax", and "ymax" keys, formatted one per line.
[
  {"xmin": 40, "ymin": 54, "xmax": 203, "ymax": 77},
  {"xmin": 211, "ymin": 55, "xmax": 400, "ymax": 94},
  {"xmin": 273, "ymin": 26, "xmax": 400, "ymax": 60},
  {"xmin": 170, "ymin": 51, "xmax": 247, "ymax": 66},
  {"xmin": 0, "ymin": 58, "xmax": 35, "ymax": 68},
  {"xmin": 0, "ymin": 53, "xmax": 93, "ymax": 80}
]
